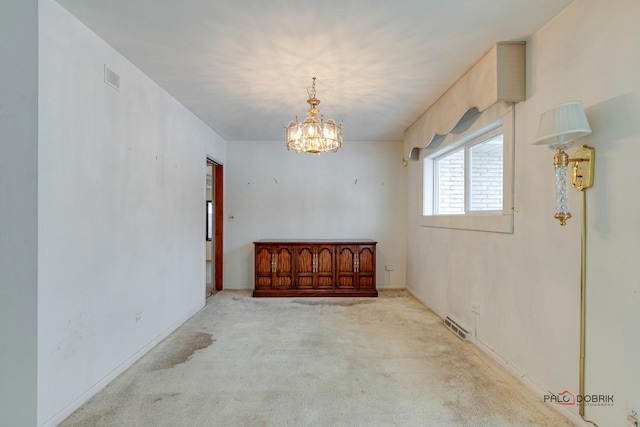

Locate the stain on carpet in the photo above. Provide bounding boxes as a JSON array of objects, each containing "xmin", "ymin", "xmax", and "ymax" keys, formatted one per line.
[
  {"xmin": 152, "ymin": 392, "xmax": 180, "ymax": 403},
  {"xmin": 78, "ymin": 406, "xmax": 118, "ymax": 426},
  {"xmin": 292, "ymin": 299, "xmax": 375, "ymax": 307},
  {"xmin": 152, "ymin": 332, "xmax": 213, "ymax": 370}
]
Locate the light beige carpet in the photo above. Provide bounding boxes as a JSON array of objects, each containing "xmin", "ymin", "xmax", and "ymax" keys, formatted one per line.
[{"xmin": 60, "ymin": 290, "xmax": 575, "ymax": 426}]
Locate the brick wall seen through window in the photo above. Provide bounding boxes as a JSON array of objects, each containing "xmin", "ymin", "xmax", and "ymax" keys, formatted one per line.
[{"xmin": 434, "ymin": 133, "xmax": 503, "ymax": 215}]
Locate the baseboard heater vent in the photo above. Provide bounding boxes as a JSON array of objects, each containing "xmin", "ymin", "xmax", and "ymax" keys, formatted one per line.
[{"xmin": 444, "ymin": 316, "xmax": 471, "ymax": 340}]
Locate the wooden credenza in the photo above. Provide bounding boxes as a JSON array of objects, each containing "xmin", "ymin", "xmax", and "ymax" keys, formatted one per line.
[{"xmin": 253, "ymin": 239, "xmax": 377, "ymax": 297}]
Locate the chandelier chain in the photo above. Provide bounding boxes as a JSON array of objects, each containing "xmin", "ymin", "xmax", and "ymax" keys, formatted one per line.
[{"xmin": 308, "ymin": 77, "xmax": 317, "ymax": 100}]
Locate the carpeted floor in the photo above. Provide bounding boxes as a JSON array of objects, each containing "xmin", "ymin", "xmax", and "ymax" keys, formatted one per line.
[{"xmin": 60, "ymin": 290, "xmax": 575, "ymax": 426}]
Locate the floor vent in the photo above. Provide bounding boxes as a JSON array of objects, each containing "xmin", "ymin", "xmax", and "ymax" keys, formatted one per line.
[{"xmin": 444, "ymin": 316, "xmax": 471, "ymax": 340}]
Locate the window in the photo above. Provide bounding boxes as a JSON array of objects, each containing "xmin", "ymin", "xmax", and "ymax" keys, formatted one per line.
[
  {"xmin": 420, "ymin": 104, "xmax": 514, "ymax": 233},
  {"xmin": 433, "ymin": 128, "xmax": 503, "ymax": 215}
]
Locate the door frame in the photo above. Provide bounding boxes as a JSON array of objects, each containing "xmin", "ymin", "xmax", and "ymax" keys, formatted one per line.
[
  {"xmin": 207, "ymin": 158, "xmax": 224, "ymax": 292},
  {"xmin": 213, "ymin": 162, "xmax": 223, "ymax": 290}
]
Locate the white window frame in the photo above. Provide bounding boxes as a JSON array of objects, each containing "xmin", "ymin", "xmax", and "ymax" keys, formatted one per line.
[
  {"xmin": 420, "ymin": 103, "xmax": 514, "ymax": 233},
  {"xmin": 432, "ymin": 126, "xmax": 504, "ymax": 215}
]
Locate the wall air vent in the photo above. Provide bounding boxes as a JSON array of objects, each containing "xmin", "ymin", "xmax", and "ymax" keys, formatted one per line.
[
  {"xmin": 104, "ymin": 65, "xmax": 120, "ymax": 90},
  {"xmin": 444, "ymin": 316, "xmax": 471, "ymax": 340}
]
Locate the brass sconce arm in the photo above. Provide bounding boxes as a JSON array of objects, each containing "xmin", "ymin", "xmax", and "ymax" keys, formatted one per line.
[
  {"xmin": 552, "ymin": 146, "xmax": 594, "ymax": 190},
  {"xmin": 551, "ymin": 146, "xmax": 594, "ymax": 226}
]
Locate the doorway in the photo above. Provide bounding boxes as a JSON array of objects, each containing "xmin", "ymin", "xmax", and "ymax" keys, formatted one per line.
[{"xmin": 206, "ymin": 159, "xmax": 223, "ymax": 297}]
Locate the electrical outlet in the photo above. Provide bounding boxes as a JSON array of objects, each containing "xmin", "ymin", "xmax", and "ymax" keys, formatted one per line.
[
  {"xmin": 471, "ymin": 303, "xmax": 480, "ymax": 315},
  {"xmin": 385, "ymin": 265, "xmax": 394, "ymax": 271},
  {"xmin": 133, "ymin": 312, "xmax": 142, "ymax": 324},
  {"xmin": 628, "ymin": 409, "xmax": 639, "ymax": 427}
]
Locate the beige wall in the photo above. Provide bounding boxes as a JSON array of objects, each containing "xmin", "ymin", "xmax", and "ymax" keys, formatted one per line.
[
  {"xmin": 0, "ymin": 0, "xmax": 39, "ymax": 425},
  {"xmin": 225, "ymin": 140, "xmax": 407, "ymax": 290},
  {"xmin": 405, "ymin": 1, "xmax": 640, "ymax": 425},
  {"xmin": 37, "ymin": 1, "xmax": 227, "ymax": 424}
]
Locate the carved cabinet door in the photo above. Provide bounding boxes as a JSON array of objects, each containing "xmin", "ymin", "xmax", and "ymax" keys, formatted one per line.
[
  {"xmin": 254, "ymin": 245, "xmax": 294, "ymax": 290},
  {"xmin": 336, "ymin": 245, "xmax": 357, "ymax": 289},
  {"xmin": 295, "ymin": 245, "xmax": 315, "ymax": 289},
  {"xmin": 315, "ymin": 245, "xmax": 335, "ymax": 289},
  {"xmin": 274, "ymin": 246, "xmax": 294, "ymax": 289},
  {"xmin": 295, "ymin": 245, "xmax": 335, "ymax": 289},
  {"xmin": 356, "ymin": 245, "xmax": 376, "ymax": 290},
  {"xmin": 254, "ymin": 245, "xmax": 275, "ymax": 290}
]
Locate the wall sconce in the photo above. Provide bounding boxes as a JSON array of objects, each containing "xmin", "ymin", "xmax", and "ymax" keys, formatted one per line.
[
  {"xmin": 533, "ymin": 101, "xmax": 593, "ymax": 225},
  {"xmin": 533, "ymin": 100, "xmax": 595, "ymax": 419}
]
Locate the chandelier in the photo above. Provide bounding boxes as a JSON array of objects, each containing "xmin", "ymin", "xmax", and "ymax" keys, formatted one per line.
[{"xmin": 286, "ymin": 77, "xmax": 343, "ymax": 154}]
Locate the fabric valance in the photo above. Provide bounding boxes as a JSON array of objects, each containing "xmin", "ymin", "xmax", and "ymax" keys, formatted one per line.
[{"xmin": 404, "ymin": 42, "xmax": 525, "ymax": 158}]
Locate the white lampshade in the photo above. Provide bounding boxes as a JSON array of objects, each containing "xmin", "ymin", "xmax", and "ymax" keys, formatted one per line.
[{"xmin": 533, "ymin": 101, "xmax": 592, "ymax": 149}]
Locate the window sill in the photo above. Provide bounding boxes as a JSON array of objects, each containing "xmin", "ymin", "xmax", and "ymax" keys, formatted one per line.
[{"xmin": 419, "ymin": 213, "xmax": 513, "ymax": 234}]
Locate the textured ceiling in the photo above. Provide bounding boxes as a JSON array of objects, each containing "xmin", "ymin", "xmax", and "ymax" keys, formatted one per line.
[{"xmin": 55, "ymin": 0, "xmax": 572, "ymax": 142}]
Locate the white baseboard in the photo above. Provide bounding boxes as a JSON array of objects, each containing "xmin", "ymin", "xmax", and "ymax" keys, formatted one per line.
[
  {"xmin": 469, "ymin": 337, "xmax": 589, "ymax": 427},
  {"xmin": 404, "ymin": 287, "xmax": 589, "ymax": 427},
  {"xmin": 40, "ymin": 301, "xmax": 205, "ymax": 427}
]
